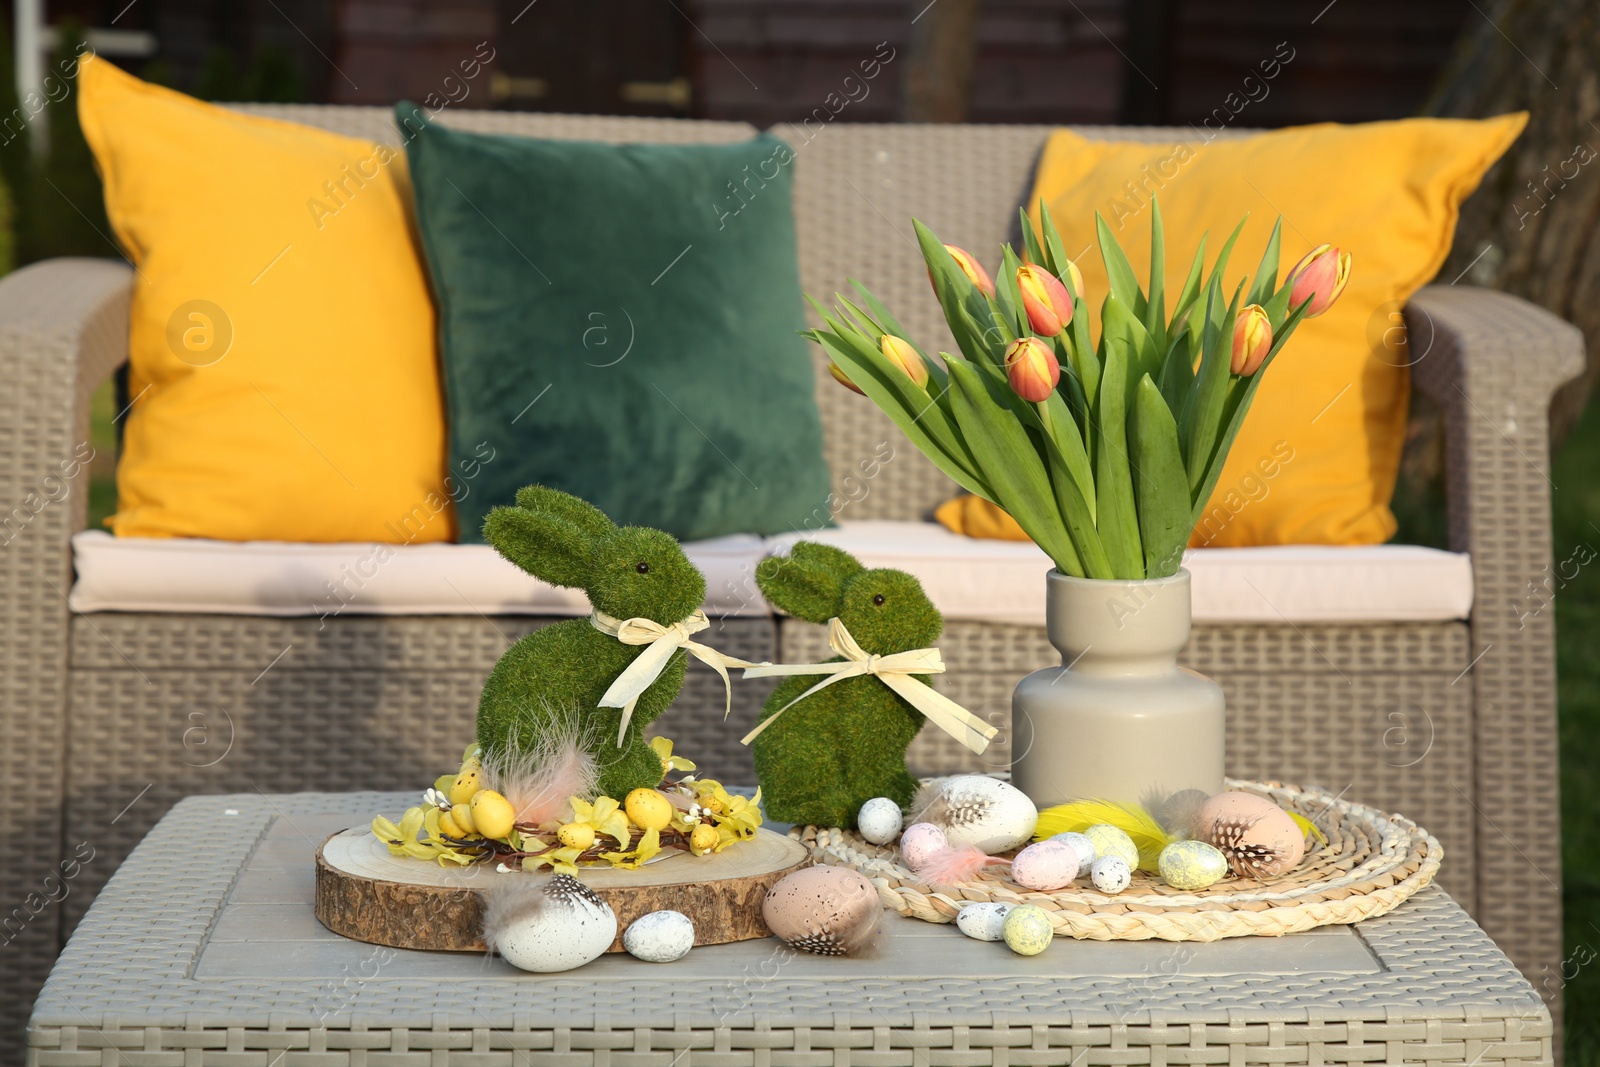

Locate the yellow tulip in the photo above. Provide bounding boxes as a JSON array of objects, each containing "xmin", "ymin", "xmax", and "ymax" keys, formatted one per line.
[
  {"xmin": 1230, "ymin": 304, "xmax": 1273, "ymax": 376},
  {"xmin": 1004, "ymin": 337, "xmax": 1061, "ymax": 402},
  {"xmin": 880, "ymin": 334, "xmax": 930, "ymax": 387}
]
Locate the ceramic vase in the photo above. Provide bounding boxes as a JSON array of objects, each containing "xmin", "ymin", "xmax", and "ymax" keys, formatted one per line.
[{"xmin": 1010, "ymin": 568, "xmax": 1224, "ymax": 818}]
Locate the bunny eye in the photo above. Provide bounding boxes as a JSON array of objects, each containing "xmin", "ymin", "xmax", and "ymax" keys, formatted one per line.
[
  {"xmin": 872, "ymin": 594, "xmax": 886, "ymax": 606},
  {"xmin": 636, "ymin": 562, "xmax": 650, "ymax": 574}
]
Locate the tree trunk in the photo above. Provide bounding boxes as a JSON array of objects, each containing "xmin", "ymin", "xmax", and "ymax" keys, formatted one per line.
[
  {"xmin": 900, "ymin": 0, "xmax": 984, "ymax": 122},
  {"xmin": 1425, "ymin": 0, "xmax": 1600, "ymax": 450}
]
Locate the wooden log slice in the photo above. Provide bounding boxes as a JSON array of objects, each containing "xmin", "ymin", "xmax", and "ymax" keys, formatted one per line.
[{"xmin": 315, "ymin": 826, "xmax": 810, "ymax": 953}]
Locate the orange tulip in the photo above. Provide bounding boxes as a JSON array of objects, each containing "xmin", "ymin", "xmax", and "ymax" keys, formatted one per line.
[
  {"xmin": 942, "ymin": 244, "xmax": 995, "ymax": 298},
  {"xmin": 828, "ymin": 360, "xmax": 865, "ymax": 395},
  {"xmin": 1016, "ymin": 264, "xmax": 1074, "ymax": 336},
  {"xmin": 880, "ymin": 334, "xmax": 929, "ymax": 387},
  {"xmin": 1284, "ymin": 245, "xmax": 1351, "ymax": 317},
  {"xmin": 1231, "ymin": 304, "xmax": 1273, "ymax": 376},
  {"xmin": 1004, "ymin": 337, "xmax": 1060, "ymax": 402}
]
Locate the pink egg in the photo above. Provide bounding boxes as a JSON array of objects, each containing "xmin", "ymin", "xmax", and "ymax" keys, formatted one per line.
[
  {"xmin": 898, "ymin": 822, "xmax": 948, "ymax": 870},
  {"xmin": 1010, "ymin": 840, "xmax": 1079, "ymax": 891},
  {"xmin": 1195, "ymin": 791, "xmax": 1306, "ymax": 878},
  {"xmin": 762, "ymin": 865, "xmax": 881, "ymax": 955}
]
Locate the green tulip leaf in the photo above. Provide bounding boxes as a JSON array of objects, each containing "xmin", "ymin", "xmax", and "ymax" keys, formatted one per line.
[
  {"xmin": 1145, "ymin": 197, "xmax": 1168, "ymax": 357},
  {"xmin": 1093, "ymin": 334, "xmax": 1144, "ymax": 579},
  {"xmin": 1246, "ymin": 217, "xmax": 1283, "ymax": 308},
  {"xmin": 1129, "ymin": 374, "xmax": 1190, "ymax": 579},
  {"xmin": 1096, "ymin": 211, "xmax": 1148, "ymax": 321}
]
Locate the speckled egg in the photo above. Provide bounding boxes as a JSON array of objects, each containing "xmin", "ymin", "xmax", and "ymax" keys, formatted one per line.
[
  {"xmin": 1090, "ymin": 855, "xmax": 1131, "ymax": 894},
  {"xmin": 1157, "ymin": 840, "xmax": 1229, "ymax": 890},
  {"xmin": 1010, "ymin": 840, "xmax": 1079, "ymax": 891},
  {"xmin": 623, "ymin": 910, "xmax": 695, "ymax": 963},
  {"xmin": 1001, "ymin": 903, "xmax": 1055, "ymax": 955},
  {"xmin": 1050, "ymin": 831, "xmax": 1097, "ymax": 877},
  {"xmin": 762, "ymin": 865, "xmax": 882, "ymax": 955},
  {"xmin": 898, "ymin": 822, "xmax": 948, "ymax": 870},
  {"xmin": 916, "ymin": 776, "xmax": 1038, "ymax": 852},
  {"xmin": 485, "ymin": 875, "xmax": 616, "ymax": 973},
  {"xmin": 1195, "ymin": 792, "xmax": 1305, "ymax": 878},
  {"xmin": 955, "ymin": 901, "xmax": 1014, "ymax": 941},
  {"xmin": 1083, "ymin": 824, "xmax": 1139, "ymax": 869},
  {"xmin": 857, "ymin": 797, "xmax": 903, "ymax": 845}
]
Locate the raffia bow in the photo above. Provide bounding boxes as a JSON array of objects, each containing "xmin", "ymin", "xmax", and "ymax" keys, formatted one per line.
[
  {"xmin": 591, "ymin": 609, "xmax": 763, "ymax": 746},
  {"xmin": 739, "ymin": 617, "xmax": 998, "ymax": 754}
]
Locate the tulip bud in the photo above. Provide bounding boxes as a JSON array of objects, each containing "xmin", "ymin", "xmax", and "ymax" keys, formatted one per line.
[
  {"xmin": 1231, "ymin": 304, "xmax": 1273, "ymax": 376},
  {"xmin": 1284, "ymin": 244, "xmax": 1351, "ymax": 317},
  {"xmin": 1004, "ymin": 337, "xmax": 1060, "ymax": 402},
  {"xmin": 942, "ymin": 244, "xmax": 995, "ymax": 298},
  {"xmin": 828, "ymin": 360, "xmax": 865, "ymax": 395},
  {"xmin": 1016, "ymin": 264, "xmax": 1074, "ymax": 336},
  {"xmin": 1064, "ymin": 258, "xmax": 1085, "ymax": 297},
  {"xmin": 880, "ymin": 334, "xmax": 930, "ymax": 388}
]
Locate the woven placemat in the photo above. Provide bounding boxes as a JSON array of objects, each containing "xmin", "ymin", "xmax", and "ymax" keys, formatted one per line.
[{"xmin": 788, "ymin": 778, "xmax": 1441, "ymax": 941}]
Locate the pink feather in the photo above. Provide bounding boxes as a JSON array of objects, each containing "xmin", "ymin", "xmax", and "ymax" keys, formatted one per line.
[
  {"xmin": 480, "ymin": 702, "xmax": 600, "ymax": 827},
  {"xmin": 913, "ymin": 844, "xmax": 1010, "ymax": 886}
]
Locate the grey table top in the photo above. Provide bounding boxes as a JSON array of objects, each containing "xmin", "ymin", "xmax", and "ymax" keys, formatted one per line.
[{"xmin": 27, "ymin": 793, "xmax": 1554, "ymax": 1066}]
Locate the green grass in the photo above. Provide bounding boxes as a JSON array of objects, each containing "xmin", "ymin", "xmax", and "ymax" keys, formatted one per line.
[{"xmin": 1555, "ymin": 405, "xmax": 1600, "ymax": 1065}]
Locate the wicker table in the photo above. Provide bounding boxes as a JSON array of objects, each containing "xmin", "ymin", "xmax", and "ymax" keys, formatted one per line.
[{"xmin": 27, "ymin": 793, "xmax": 1553, "ymax": 1066}]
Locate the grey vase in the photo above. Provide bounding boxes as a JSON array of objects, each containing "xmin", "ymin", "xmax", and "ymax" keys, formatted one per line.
[{"xmin": 1010, "ymin": 568, "xmax": 1224, "ymax": 820}]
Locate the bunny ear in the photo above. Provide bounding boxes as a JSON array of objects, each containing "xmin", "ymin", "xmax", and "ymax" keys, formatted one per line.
[
  {"xmin": 513, "ymin": 485, "xmax": 616, "ymax": 540},
  {"xmin": 756, "ymin": 542, "xmax": 864, "ymax": 623},
  {"xmin": 483, "ymin": 505, "xmax": 594, "ymax": 589}
]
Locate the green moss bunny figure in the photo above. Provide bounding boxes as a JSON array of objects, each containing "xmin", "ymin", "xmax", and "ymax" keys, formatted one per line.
[
  {"xmin": 476, "ymin": 486, "xmax": 707, "ymax": 799},
  {"xmin": 750, "ymin": 542, "xmax": 944, "ymax": 829}
]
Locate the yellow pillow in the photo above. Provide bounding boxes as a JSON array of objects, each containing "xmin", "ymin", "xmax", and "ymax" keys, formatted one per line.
[
  {"xmin": 939, "ymin": 115, "xmax": 1524, "ymax": 548},
  {"xmin": 80, "ymin": 56, "xmax": 452, "ymax": 542}
]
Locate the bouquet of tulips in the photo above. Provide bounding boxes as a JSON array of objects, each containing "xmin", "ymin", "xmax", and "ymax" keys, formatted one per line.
[{"xmin": 810, "ymin": 202, "xmax": 1349, "ymax": 580}]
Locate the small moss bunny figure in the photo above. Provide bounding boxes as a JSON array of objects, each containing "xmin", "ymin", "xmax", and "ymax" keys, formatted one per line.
[
  {"xmin": 476, "ymin": 486, "xmax": 707, "ymax": 799},
  {"xmin": 750, "ymin": 542, "xmax": 944, "ymax": 829}
]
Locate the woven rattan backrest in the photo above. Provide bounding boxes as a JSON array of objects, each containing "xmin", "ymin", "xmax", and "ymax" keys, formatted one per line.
[{"xmin": 236, "ymin": 104, "xmax": 1201, "ymax": 521}]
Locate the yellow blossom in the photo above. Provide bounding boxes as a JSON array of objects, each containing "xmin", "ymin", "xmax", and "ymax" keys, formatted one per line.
[
  {"xmin": 566, "ymin": 795, "xmax": 632, "ymax": 847},
  {"xmin": 601, "ymin": 827, "xmax": 662, "ymax": 869},
  {"xmin": 527, "ymin": 846, "xmax": 585, "ymax": 876},
  {"xmin": 649, "ymin": 736, "xmax": 696, "ymax": 775}
]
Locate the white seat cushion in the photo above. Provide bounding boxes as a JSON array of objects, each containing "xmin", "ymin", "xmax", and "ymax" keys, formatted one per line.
[
  {"xmin": 765, "ymin": 521, "xmax": 1473, "ymax": 625},
  {"xmin": 70, "ymin": 522, "xmax": 1474, "ymax": 625},
  {"xmin": 68, "ymin": 530, "xmax": 773, "ymax": 618}
]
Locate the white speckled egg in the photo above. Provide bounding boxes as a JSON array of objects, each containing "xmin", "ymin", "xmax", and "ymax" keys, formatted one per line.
[
  {"xmin": 955, "ymin": 901, "xmax": 1014, "ymax": 941},
  {"xmin": 857, "ymin": 797, "xmax": 903, "ymax": 845},
  {"xmin": 1158, "ymin": 840, "xmax": 1229, "ymax": 890},
  {"xmin": 1083, "ymin": 824, "xmax": 1139, "ymax": 869},
  {"xmin": 1050, "ymin": 831, "xmax": 1097, "ymax": 877},
  {"xmin": 898, "ymin": 822, "xmax": 948, "ymax": 870},
  {"xmin": 1010, "ymin": 840, "xmax": 1079, "ymax": 891},
  {"xmin": 485, "ymin": 875, "xmax": 616, "ymax": 973},
  {"xmin": 1001, "ymin": 903, "xmax": 1055, "ymax": 955},
  {"xmin": 916, "ymin": 776, "xmax": 1038, "ymax": 853},
  {"xmin": 622, "ymin": 909, "xmax": 695, "ymax": 962},
  {"xmin": 1090, "ymin": 855, "xmax": 1131, "ymax": 894}
]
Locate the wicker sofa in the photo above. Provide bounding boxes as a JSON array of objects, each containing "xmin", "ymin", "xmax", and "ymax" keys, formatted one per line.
[{"xmin": 0, "ymin": 103, "xmax": 1581, "ymax": 1054}]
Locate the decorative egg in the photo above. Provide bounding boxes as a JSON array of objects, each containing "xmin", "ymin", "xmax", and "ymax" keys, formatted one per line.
[
  {"xmin": 624, "ymin": 788, "xmax": 675, "ymax": 831},
  {"xmin": 1195, "ymin": 792, "xmax": 1305, "ymax": 878},
  {"xmin": 1083, "ymin": 824, "xmax": 1139, "ymax": 869},
  {"xmin": 1158, "ymin": 840, "xmax": 1229, "ymax": 890},
  {"xmin": 1050, "ymin": 831, "xmax": 1097, "ymax": 877},
  {"xmin": 1090, "ymin": 855, "xmax": 1131, "ymax": 894},
  {"xmin": 1010, "ymin": 840, "xmax": 1079, "ymax": 891},
  {"xmin": 469, "ymin": 790, "xmax": 516, "ymax": 839},
  {"xmin": 857, "ymin": 797, "xmax": 903, "ymax": 845},
  {"xmin": 914, "ymin": 776, "xmax": 1037, "ymax": 852},
  {"xmin": 898, "ymin": 822, "xmax": 948, "ymax": 870},
  {"xmin": 762, "ymin": 865, "xmax": 882, "ymax": 955},
  {"xmin": 955, "ymin": 901, "xmax": 1014, "ymax": 941},
  {"xmin": 483, "ymin": 874, "xmax": 616, "ymax": 973},
  {"xmin": 623, "ymin": 909, "xmax": 695, "ymax": 962},
  {"xmin": 1001, "ymin": 903, "xmax": 1054, "ymax": 955}
]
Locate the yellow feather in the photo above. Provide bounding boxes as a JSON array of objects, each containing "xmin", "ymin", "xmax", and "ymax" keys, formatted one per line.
[
  {"xmin": 1034, "ymin": 799, "xmax": 1176, "ymax": 870},
  {"xmin": 1288, "ymin": 811, "xmax": 1328, "ymax": 846}
]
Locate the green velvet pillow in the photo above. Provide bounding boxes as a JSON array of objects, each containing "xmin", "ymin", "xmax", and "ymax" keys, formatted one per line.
[{"xmin": 400, "ymin": 105, "xmax": 833, "ymax": 543}]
